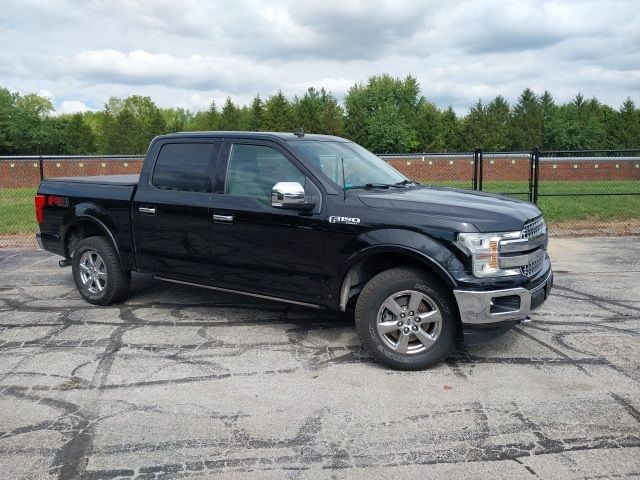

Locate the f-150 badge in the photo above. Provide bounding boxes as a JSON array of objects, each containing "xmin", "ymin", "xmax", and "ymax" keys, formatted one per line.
[{"xmin": 329, "ymin": 216, "xmax": 360, "ymax": 225}]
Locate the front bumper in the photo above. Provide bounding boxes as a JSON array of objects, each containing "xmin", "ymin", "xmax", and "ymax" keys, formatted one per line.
[{"xmin": 453, "ymin": 269, "xmax": 553, "ymax": 326}]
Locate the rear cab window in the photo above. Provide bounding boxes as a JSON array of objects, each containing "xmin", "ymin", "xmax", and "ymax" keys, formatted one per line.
[{"xmin": 152, "ymin": 143, "xmax": 219, "ymax": 192}]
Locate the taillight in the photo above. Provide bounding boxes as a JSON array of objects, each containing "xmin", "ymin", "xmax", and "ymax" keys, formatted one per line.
[{"xmin": 35, "ymin": 194, "xmax": 46, "ymax": 224}]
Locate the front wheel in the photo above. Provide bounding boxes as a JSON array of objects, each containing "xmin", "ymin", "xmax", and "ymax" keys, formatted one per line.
[
  {"xmin": 355, "ymin": 267, "xmax": 458, "ymax": 370},
  {"xmin": 72, "ymin": 236, "xmax": 130, "ymax": 305}
]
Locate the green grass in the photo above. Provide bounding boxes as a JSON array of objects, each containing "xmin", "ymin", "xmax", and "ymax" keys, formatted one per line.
[
  {"xmin": 423, "ymin": 180, "xmax": 640, "ymax": 222},
  {"xmin": 0, "ymin": 181, "xmax": 638, "ymax": 234},
  {"xmin": 0, "ymin": 188, "xmax": 37, "ymax": 234}
]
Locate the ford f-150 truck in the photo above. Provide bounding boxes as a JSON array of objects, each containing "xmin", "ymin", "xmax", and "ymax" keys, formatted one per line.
[{"xmin": 35, "ymin": 131, "xmax": 552, "ymax": 369}]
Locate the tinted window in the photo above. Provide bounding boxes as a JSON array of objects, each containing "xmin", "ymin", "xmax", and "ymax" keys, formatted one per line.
[
  {"xmin": 152, "ymin": 143, "xmax": 217, "ymax": 192},
  {"xmin": 225, "ymin": 144, "xmax": 305, "ymax": 203}
]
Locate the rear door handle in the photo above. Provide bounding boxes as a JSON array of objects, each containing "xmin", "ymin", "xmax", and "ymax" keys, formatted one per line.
[
  {"xmin": 138, "ymin": 206, "xmax": 156, "ymax": 215},
  {"xmin": 213, "ymin": 214, "xmax": 234, "ymax": 223}
]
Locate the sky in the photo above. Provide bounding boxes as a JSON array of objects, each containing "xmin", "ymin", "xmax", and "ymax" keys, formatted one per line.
[{"xmin": 1, "ymin": 0, "xmax": 639, "ymax": 115}]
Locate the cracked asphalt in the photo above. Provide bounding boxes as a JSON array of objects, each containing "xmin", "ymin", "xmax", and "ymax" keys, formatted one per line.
[{"xmin": 0, "ymin": 237, "xmax": 639, "ymax": 480}]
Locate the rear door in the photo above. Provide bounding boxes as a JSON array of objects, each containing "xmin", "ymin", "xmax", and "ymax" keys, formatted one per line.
[
  {"xmin": 133, "ymin": 140, "xmax": 221, "ymax": 279},
  {"xmin": 209, "ymin": 140, "xmax": 325, "ymax": 303}
]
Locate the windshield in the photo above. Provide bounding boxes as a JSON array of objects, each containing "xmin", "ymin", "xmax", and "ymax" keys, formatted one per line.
[{"xmin": 289, "ymin": 140, "xmax": 407, "ymax": 189}]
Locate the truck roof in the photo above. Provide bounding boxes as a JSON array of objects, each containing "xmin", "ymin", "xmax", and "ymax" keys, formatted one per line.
[{"xmin": 155, "ymin": 131, "xmax": 350, "ymax": 143}]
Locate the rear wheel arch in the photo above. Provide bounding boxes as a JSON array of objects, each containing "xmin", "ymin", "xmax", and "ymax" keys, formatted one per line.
[{"xmin": 63, "ymin": 217, "xmax": 122, "ymax": 267}]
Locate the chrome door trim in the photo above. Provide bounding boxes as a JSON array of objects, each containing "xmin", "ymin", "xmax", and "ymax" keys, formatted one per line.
[
  {"xmin": 212, "ymin": 214, "xmax": 234, "ymax": 223},
  {"xmin": 154, "ymin": 276, "xmax": 323, "ymax": 309},
  {"xmin": 138, "ymin": 207, "xmax": 156, "ymax": 214}
]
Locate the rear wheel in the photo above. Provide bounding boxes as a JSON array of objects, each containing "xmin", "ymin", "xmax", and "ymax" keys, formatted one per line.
[
  {"xmin": 355, "ymin": 267, "xmax": 458, "ymax": 370},
  {"xmin": 72, "ymin": 236, "xmax": 130, "ymax": 305}
]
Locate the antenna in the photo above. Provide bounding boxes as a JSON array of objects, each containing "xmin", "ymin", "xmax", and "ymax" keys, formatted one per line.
[
  {"xmin": 341, "ymin": 157, "xmax": 346, "ymax": 200},
  {"xmin": 294, "ymin": 127, "xmax": 305, "ymax": 138}
]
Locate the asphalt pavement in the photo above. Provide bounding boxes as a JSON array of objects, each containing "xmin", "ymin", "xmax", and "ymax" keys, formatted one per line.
[{"xmin": 0, "ymin": 237, "xmax": 638, "ymax": 479}]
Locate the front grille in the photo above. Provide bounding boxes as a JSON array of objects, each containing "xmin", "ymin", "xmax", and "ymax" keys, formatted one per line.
[
  {"xmin": 522, "ymin": 216, "xmax": 546, "ymax": 239},
  {"xmin": 521, "ymin": 254, "xmax": 544, "ymax": 276},
  {"xmin": 520, "ymin": 216, "xmax": 547, "ymax": 277}
]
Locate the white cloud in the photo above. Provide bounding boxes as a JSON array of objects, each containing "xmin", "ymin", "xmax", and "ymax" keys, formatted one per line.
[
  {"xmin": 55, "ymin": 100, "xmax": 93, "ymax": 115},
  {"xmin": 0, "ymin": 0, "xmax": 637, "ymax": 115}
]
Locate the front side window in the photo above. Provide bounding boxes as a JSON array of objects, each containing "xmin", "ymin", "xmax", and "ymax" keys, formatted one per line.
[
  {"xmin": 152, "ymin": 143, "xmax": 217, "ymax": 192},
  {"xmin": 290, "ymin": 140, "xmax": 406, "ymax": 189},
  {"xmin": 225, "ymin": 144, "xmax": 305, "ymax": 204}
]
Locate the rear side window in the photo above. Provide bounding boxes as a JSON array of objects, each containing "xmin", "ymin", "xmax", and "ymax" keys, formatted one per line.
[{"xmin": 152, "ymin": 143, "xmax": 218, "ymax": 192}]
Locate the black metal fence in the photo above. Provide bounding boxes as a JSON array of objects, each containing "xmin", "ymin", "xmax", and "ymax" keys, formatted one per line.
[
  {"xmin": 1, "ymin": 150, "xmax": 639, "ymax": 249},
  {"xmin": 378, "ymin": 148, "xmax": 640, "ymax": 235}
]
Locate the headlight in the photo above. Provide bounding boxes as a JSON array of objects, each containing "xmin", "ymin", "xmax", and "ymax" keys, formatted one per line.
[{"xmin": 458, "ymin": 232, "xmax": 521, "ymax": 277}]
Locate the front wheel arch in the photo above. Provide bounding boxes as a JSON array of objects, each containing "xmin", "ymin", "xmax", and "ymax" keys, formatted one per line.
[{"xmin": 338, "ymin": 246, "xmax": 457, "ymax": 312}]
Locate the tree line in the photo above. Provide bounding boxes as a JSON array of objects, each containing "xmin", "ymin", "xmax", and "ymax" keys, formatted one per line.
[{"xmin": 1, "ymin": 74, "xmax": 638, "ymax": 156}]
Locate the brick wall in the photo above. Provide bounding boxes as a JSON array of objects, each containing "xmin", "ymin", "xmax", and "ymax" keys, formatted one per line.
[
  {"xmin": 0, "ymin": 157, "xmax": 144, "ymax": 188},
  {"xmin": 1, "ymin": 155, "xmax": 639, "ymax": 189},
  {"xmin": 384, "ymin": 155, "xmax": 640, "ymax": 183}
]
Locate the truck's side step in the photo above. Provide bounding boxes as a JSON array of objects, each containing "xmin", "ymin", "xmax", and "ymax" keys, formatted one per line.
[{"xmin": 153, "ymin": 276, "xmax": 324, "ymax": 309}]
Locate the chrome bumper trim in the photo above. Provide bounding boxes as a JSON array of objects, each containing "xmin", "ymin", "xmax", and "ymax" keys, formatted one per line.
[{"xmin": 453, "ymin": 271, "xmax": 551, "ymax": 325}]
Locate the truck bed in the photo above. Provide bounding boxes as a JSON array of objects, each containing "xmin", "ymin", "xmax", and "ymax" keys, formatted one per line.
[{"xmin": 44, "ymin": 174, "xmax": 139, "ymax": 186}]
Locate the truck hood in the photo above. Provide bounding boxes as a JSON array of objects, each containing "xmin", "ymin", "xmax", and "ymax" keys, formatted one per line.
[{"xmin": 357, "ymin": 186, "xmax": 542, "ymax": 232}]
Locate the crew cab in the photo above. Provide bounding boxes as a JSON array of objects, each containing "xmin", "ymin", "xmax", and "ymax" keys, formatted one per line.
[{"xmin": 35, "ymin": 132, "xmax": 552, "ymax": 369}]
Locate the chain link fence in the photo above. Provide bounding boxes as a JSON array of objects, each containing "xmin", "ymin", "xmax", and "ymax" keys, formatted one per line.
[
  {"xmin": 536, "ymin": 150, "xmax": 640, "ymax": 236},
  {"xmin": 1, "ymin": 150, "xmax": 639, "ymax": 249},
  {"xmin": 0, "ymin": 156, "xmax": 143, "ymax": 248}
]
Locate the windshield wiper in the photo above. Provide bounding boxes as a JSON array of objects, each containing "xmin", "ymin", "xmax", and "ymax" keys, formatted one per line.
[
  {"xmin": 346, "ymin": 183, "xmax": 404, "ymax": 190},
  {"xmin": 394, "ymin": 179, "xmax": 419, "ymax": 186}
]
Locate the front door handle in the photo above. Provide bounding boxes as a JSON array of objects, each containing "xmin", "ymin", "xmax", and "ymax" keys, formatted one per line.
[
  {"xmin": 138, "ymin": 206, "xmax": 156, "ymax": 215},
  {"xmin": 213, "ymin": 214, "xmax": 234, "ymax": 223}
]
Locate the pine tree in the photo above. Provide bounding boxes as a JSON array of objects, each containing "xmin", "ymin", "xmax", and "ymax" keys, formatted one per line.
[
  {"xmin": 462, "ymin": 99, "xmax": 487, "ymax": 149},
  {"xmin": 249, "ymin": 95, "xmax": 264, "ymax": 131},
  {"xmin": 63, "ymin": 113, "xmax": 96, "ymax": 154},
  {"xmin": 114, "ymin": 107, "xmax": 138, "ymax": 154},
  {"xmin": 437, "ymin": 107, "xmax": 463, "ymax": 152},
  {"xmin": 485, "ymin": 96, "xmax": 511, "ymax": 151},
  {"xmin": 415, "ymin": 101, "xmax": 441, "ymax": 151},
  {"xmin": 219, "ymin": 97, "xmax": 241, "ymax": 130},
  {"xmin": 509, "ymin": 88, "xmax": 543, "ymax": 149},
  {"xmin": 293, "ymin": 87, "xmax": 323, "ymax": 133},
  {"xmin": 616, "ymin": 98, "xmax": 640, "ymax": 148},
  {"xmin": 319, "ymin": 89, "xmax": 344, "ymax": 136},
  {"xmin": 264, "ymin": 91, "xmax": 295, "ymax": 132}
]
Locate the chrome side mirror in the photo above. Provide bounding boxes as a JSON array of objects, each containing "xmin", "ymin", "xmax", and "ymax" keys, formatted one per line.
[{"xmin": 271, "ymin": 182, "xmax": 315, "ymax": 210}]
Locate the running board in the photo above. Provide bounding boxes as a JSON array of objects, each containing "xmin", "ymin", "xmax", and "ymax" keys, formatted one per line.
[{"xmin": 153, "ymin": 276, "xmax": 323, "ymax": 309}]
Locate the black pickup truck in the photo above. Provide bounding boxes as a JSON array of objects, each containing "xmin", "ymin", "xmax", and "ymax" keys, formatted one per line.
[{"xmin": 35, "ymin": 132, "xmax": 552, "ymax": 369}]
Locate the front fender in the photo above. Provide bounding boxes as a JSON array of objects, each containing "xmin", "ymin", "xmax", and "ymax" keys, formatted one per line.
[{"xmin": 333, "ymin": 228, "xmax": 464, "ymax": 309}]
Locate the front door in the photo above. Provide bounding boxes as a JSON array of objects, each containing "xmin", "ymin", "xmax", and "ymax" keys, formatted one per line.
[
  {"xmin": 133, "ymin": 141, "xmax": 220, "ymax": 280},
  {"xmin": 209, "ymin": 141, "xmax": 324, "ymax": 303}
]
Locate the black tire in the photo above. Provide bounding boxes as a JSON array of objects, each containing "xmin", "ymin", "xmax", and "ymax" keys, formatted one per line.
[
  {"xmin": 72, "ymin": 236, "xmax": 131, "ymax": 305},
  {"xmin": 355, "ymin": 267, "xmax": 458, "ymax": 370}
]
